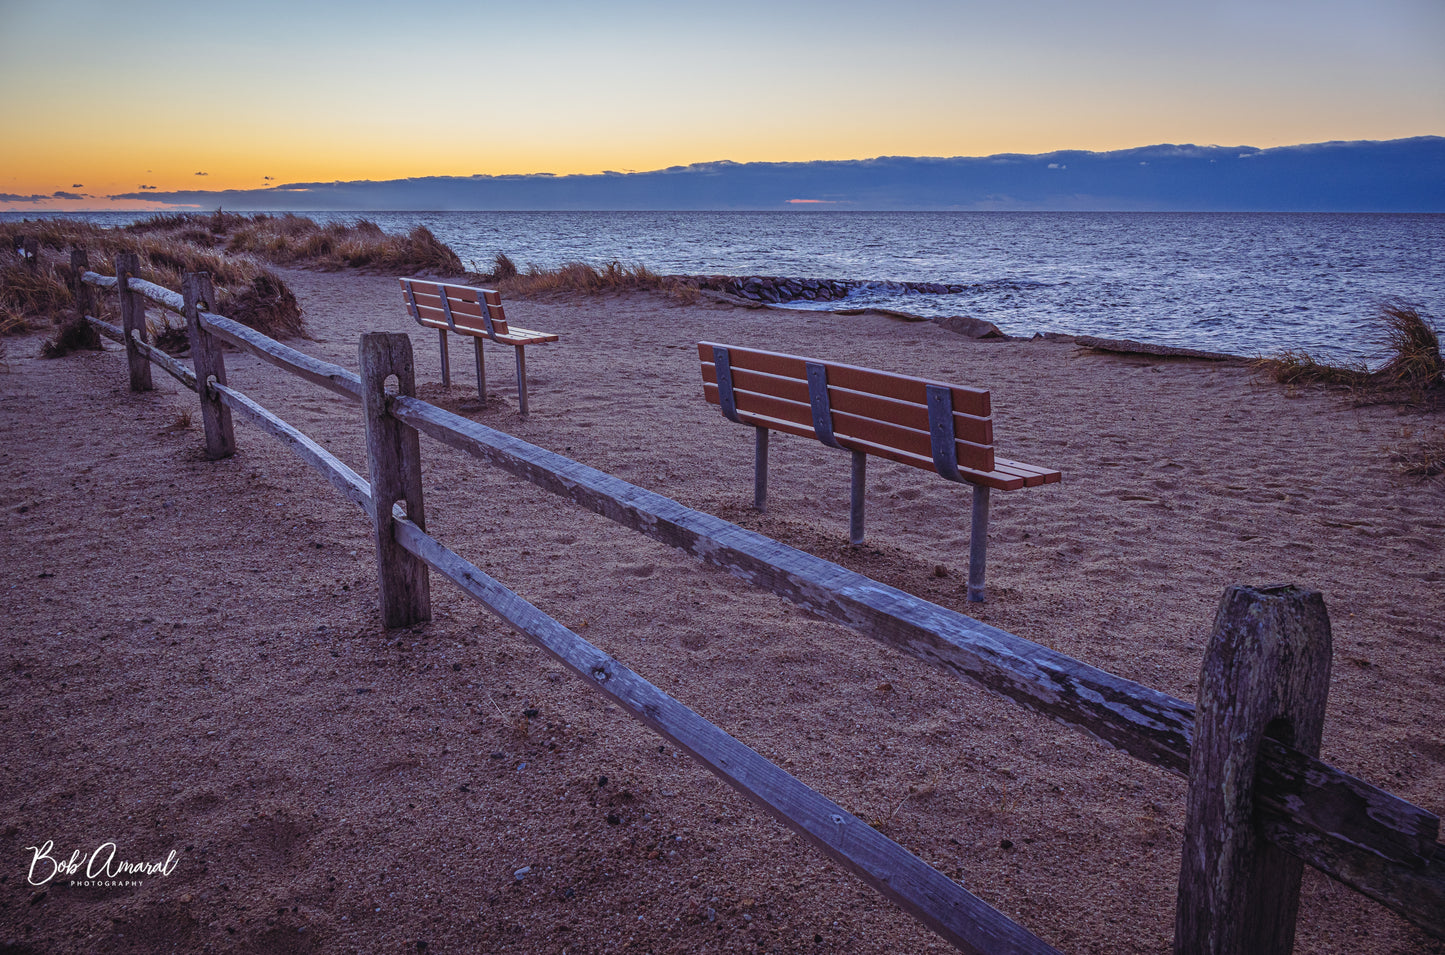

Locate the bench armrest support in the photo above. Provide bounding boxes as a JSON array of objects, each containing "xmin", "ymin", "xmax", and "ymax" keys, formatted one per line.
[
  {"xmin": 806, "ymin": 362, "xmax": 844, "ymax": 449},
  {"xmin": 927, "ymin": 383, "xmax": 966, "ymax": 483},
  {"xmin": 715, "ymin": 346, "xmax": 742, "ymax": 423}
]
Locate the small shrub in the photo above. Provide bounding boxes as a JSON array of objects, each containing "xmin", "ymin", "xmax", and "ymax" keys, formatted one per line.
[{"xmin": 41, "ymin": 316, "xmax": 102, "ymax": 357}]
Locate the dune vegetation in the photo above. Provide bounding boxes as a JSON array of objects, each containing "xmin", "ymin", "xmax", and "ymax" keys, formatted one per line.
[{"xmin": 1257, "ymin": 301, "xmax": 1443, "ymax": 408}]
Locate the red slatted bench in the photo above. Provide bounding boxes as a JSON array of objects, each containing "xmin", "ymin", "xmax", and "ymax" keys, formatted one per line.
[
  {"xmin": 698, "ymin": 342, "xmax": 1060, "ymax": 601},
  {"xmin": 400, "ymin": 278, "xmax": 558, "ymax": 416}
]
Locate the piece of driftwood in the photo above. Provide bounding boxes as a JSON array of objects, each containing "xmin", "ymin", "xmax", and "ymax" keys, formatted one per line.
[
  {"xmin": 386, "ymin": 394, "xmax": 1443, "ymax": 935},
  {"xmin": 360, "ymin": 333, "xmax": 430, "ymax": 628},
  {"xmin": 184, "ymin": 273, "xmax": 235, "ymax": 459},
  {"xmin": 388, "ymin": 514, "xmax": 1059, "ymax": 955},
  {"xmin": 1175, "ymin": 585, "xmax": 1332, "ymax": 954},
  {"xmin": 114, "ymin": 254, "xmax": 152, "ymax": 392},
  {"xmin": 1075, "ymin": 336, "xmax": 1242, "ymax": 362}
]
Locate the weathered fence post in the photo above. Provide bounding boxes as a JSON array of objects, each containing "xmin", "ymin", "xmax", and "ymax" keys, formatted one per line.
[
  {"xmin": 22, "ymin": 236, "xmax": 39, "ymax": 272},
  {"xmin": 360, "ymin": 332, "xmax": 431, "ymax": 628},
  {"xmin": 1174, "ymin": 584, "xmax": 1332, "ymax": 955},
  {"xmin": 115, "ymin": 252, "xmax": 152, "ymax": 392},
  {"xmin": 182, "ymin": 272, "xmax": 235, "ymax": 459},
  {"xmin": 70, "ymin": 249, "xmax": 91, "ymax": 324}
]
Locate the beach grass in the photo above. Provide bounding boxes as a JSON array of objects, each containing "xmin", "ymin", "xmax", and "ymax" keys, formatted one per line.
[
  {"xmin": 1, "ymin": 217, "xmax": 305, "ymax": 340},
  {"xmin": 1256, "ymin": 302, "xmax": 1443, "ymax": 407},
  {"xmin": 129, "ymin": 211, "xmax": 465, "ymax": 275}
]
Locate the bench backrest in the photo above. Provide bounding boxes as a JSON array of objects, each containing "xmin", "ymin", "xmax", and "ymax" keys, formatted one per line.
[
  {"xmin": 698, "ymin": 342, "xmax": 996, "ymax": 477},
  {"xmin": 400, "ymin": 279, "xmax": 511, "ymax": 338}
]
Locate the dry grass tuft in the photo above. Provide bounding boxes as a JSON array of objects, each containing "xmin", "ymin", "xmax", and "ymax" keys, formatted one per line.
[
  {"xmin": 0, "ymin": 305, "xmax": 28, "ymax": 336},
  {"xmin": 1256, "ymin": 302, "xmax": 1443, "ymax": 407},
  {"xmin": 0, "ymin": 255, "xmax": 73, "ymax": 327},
  {"xmin": 490, "ymin": 258, "xmax": 696, "ymax": 302},
  {"xmin": 1391, "ymin": 431, "xmax": 1445, "ymax": 478},
  {"xmin": 1372, "ymin": 301, "xmax": 1443, "ymax": 397},
  {"xmin": 481, "ymin": 252, "xmax": 519, "ymax": 283},
  {"xmin": 221, "ymin": 272, "xmax": 305, "ymax": 339}
]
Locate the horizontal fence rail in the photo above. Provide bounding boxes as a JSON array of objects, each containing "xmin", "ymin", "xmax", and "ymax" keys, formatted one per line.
[{"xmin": 72, "ymin": 264, "xmax": 1445, "ymax": 946}]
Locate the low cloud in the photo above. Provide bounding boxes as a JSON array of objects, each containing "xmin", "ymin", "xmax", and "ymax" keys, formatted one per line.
[
  {"xmin": 102, "ymin": 137, "xmax": 1444, "ymax": 213},
  {"xmin": 0, "ymin": 193, "xmax": 45, "ymax": 203},
  {"xmin": 52, "ymin": 191, "xmax": 85, "ymax": 200}
]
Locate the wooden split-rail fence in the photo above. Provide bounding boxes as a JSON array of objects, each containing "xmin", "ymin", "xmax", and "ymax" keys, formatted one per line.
[{"xmin": 55, "ymin": 248, "xmax": 1445, "ymax": 954}]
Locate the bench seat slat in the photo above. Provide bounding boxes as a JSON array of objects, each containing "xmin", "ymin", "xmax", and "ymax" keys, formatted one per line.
[
  {"xmin": 699, "ymin": 342, "xmax": 990, "ymax": 419},
  {"xmin": 702, "ymin": 361, "xmax": 993, "ymax": 448},
  {"xmin": 703, "ymin": 382, "xmax": 996, "ymax": 475},
  {"xmin": 993, "ymin": 457, "xmax": 1061, "ymax": 484}
]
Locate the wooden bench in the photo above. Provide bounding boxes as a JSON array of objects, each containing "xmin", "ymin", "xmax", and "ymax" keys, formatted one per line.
[
  {"xmin": 400, "ymin": 278, "xmax": 558, "ymax": 416},
  {"xmin": 698, "ymin": 342, "xmax": 1060, "ymax": 602}
]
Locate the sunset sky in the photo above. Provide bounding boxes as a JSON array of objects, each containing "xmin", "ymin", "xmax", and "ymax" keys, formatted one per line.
[{"xmin": 2, "ymin": 0, "xmax": 1442, "ymax": 210}]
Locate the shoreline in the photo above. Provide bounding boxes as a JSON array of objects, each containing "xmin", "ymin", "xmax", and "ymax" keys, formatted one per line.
[{"xmin": 8, "ymin": 208, "xmax": 1440, "ymax": 364}]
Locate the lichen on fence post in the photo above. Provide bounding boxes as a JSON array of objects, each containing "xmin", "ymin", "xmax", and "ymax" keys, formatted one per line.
[
  {"xmin": 115, "ymin": 252, "xmax": 152, "ymax": 392},
  {"xmin": 360, "ymin": 331, "xmax": 431, "ymax": 628},
  {"xmin": 183, "ymin": 272, "xmax": 235, "ymax": 459},
  {"xmin": 1174, "ymin": 584, "xmax": 1333, "ymax": 955}
]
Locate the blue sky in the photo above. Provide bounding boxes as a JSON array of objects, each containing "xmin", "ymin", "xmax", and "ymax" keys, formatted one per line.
[{"xmin": 1, "ymin": 0, "xmax": 1441, "ymax": 208}]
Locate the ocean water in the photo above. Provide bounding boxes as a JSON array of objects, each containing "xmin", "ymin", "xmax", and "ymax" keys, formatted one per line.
[{"xmin": 8, "ymin": 210, "xmax": 1442, "ymax": 365}]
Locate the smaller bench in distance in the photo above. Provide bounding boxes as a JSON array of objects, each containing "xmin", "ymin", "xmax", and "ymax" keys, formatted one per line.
[
  {"xmin": 400, "ymin": 278, "xmax": 558, "ymax": 416},
  {"xmin": 698, "ymin": 342, "xmax": 1060, "ymax": 602}
]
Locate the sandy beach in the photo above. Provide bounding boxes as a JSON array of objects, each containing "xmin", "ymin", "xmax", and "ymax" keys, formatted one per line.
[{"xmin": 2, "ymin": 268, "xmax": 1442, "ymax": 954}]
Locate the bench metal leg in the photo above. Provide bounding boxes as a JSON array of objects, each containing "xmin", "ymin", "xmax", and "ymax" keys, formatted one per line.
[
  {"xmin": 438, "ymin": 329, "xmax": 451, "ymax": 389},
  {"xmin": 516, "ymin": 346, "xmax": 529, "ymax": 418},
  {"xmin": 473, "ymin": 338, "xmax": 487, "ymax": 405},
  {"xmin": 753, "ymin": 427, "xmax": 769, "ymax": 512},
  {"xmin": 850, "ymin": 450, "xmax": 866, "ymax": 545},
  {"xmin": 967, "ymin": 484, "xmax": 991, "ymax": 602}
]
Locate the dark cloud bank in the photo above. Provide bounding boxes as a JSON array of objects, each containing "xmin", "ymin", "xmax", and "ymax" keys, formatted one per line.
[{"xmin": 118, "ymin": 137, "xmax": 1444, "ymax": 212}]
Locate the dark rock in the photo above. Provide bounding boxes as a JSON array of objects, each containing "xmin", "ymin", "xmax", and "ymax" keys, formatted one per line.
[{"xmin": 932, "ymin": 315, "xmax": 1008, "ymax": 340}]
